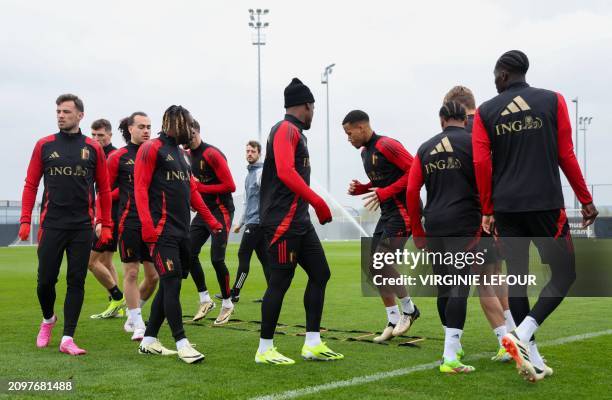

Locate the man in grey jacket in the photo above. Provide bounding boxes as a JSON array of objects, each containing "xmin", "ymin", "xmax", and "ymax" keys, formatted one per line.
[{"xmin": 229, "ymin": 140, "xmax": 270, "ymax": 302}]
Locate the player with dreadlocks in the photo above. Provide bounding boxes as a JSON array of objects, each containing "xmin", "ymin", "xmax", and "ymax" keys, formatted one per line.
[{"xmin": 135, "ymin": 105, "xmax": 222, "ymax": 363}]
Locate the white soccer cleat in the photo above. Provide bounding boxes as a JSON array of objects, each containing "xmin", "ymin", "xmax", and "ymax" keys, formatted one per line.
[
  {"xmin": 192, "ymin": 301, "xmax": 216, "ymax": 322},
  {"xmin": 213, "ymin": 305, "xmax": 234, "ymax": 326},
  {"xmin": 138, "ymin": 339, "xmax": 177, "ymax": 356},
  {"xmin": 392, "ymin": 306, "xmax": 420, "ymax": 337},
  {"xmin": 373, "ymin": 324, "xmax": 395, "ymax": 343},
  {"xmin": 178, "ymin": 344, "xmax": 205, "ymax": 364},
  {"xmin": 533, "ymin": 363, "xmax": 554, "ymax": 381},
  {"xmin": 502, "ymin": 331, "xmax": 537, "ymax": 382},
  {"xmin": 131, "ymin": 327, "xmax": 145, "ymax": 341}
]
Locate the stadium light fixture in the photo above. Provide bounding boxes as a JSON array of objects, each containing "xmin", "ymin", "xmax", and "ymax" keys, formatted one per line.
[{"xmin": 248, "ymin": 8, "xmax": 271, "ymax": 143}]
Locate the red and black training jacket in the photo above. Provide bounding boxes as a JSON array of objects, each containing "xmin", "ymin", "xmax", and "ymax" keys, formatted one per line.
[
  {"xmin": 359, "ymin": 132, "xmax": 413, "ymax": 228},
  {"xmin": 407, "ymin": 126, "xmax": 480, "ymax": 238},
  {"xmin": 134, "ymin": 132, "xmax": 219, "ymax": 241},
  {"xmin": 106, "ymin": 142, "xmax": 141, "ymax": 233},
  {"xmin": 260, "ymin": 114, "xmax": 321, "ymax": 242},
  {"xmin": 472, "ymin": 82, "xmax": 592, "ymax": 214},
  {"xmin": 189, "ymin": 141, "xmax": 236, "ymax": 229},
  {"xmin": 20, "ymin": 130, "xmax": 112, "ymax": 231}
]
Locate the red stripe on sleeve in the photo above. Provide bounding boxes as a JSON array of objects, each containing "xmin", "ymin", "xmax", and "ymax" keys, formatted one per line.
[
  {"xmin": 135, "ymin": 139, "xmax": 161, "ymax": 242},
  {"xmin": 556, "ymin": 92, "xmax": 592, "ymax": 205},
  {"xmin": 472, "ymin": 109, "xmax": 494, "ymax": 215},
  {"xmin": 97, "ymin": 148, "xmax": 124, "ymax": 221},
  {"xmin": 20, "ymin": 135, "xmax": 54, "ymax": 224},
  {"xmin": 197, "ymin": 147, "xmax": 236, "ymax": 194},
  {"xmin": 374, "ymin": 137, "xmax": 413, "ymax": 202},
  {"xmin": 88, "ymin": 138, "xmax": 112, "ymax": 228},
  {"xmin": 273, "ymin": 121, "xmax": 324, "ymax": 206},
  {"xmin": 406, "ymin": 154, "xmax": 426, "ymax": 239}
]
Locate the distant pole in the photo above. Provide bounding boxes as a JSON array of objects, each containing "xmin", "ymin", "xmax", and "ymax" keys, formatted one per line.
[
  {"xmin": 572, "ymin": 97, "xmax": 579, "ymax": 209},
  {"xmin": 248, "ymin": 9, "xmax": 270, "ymax": 143},
  {"xmin": 579, "ymin": 116, "xmax": 593, "ymax": 183},
  {"xmin": 321, "ymin": 63, "xmax": 335, "ymax": 192}
]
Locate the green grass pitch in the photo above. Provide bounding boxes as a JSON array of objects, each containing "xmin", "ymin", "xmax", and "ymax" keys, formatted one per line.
[{"xmin": 0, "ymin": 242, "xmax": 610, "ymax": 399}]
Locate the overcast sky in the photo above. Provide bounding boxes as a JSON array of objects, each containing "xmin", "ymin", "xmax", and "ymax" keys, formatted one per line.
[{"xmin": 1, "ymin": 0, "xmax": 611, "ymax": 208}]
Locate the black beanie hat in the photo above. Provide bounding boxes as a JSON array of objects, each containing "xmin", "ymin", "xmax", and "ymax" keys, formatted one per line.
[
  {"xmin": 284, "ymin": 78, "xmax": 315, "ymax": 108},
  {"xmin": 495, "ymin": 50, "xmax": 529, "ymax": 74}
]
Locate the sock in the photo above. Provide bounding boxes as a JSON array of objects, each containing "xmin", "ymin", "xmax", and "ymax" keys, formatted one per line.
[
  {"xmin": 493, "ymin": 325, "xmax": 507, "ymax": 346},
  {"xmin": 128, "ymin": 308, "xmax": 144, "ymax": 327},
  {"xmin": 108, "ymin": 285, "xmax": 123, "ymax": 301},
  {"xmin": 43, "ymin": 315, "xmax": 56, "ymax": 324},
  {"xmin": 222, "ymin": 298, "xmax": 233, "ymax": 308},
  {"xmin": 386, "ymin": 305, "xmax": 400, "ymax": 325},
  {"xmin": 399, "ymin": 296, "xmax": 415, "ymax": 314},
  {"xmin": 258, "ymin": 338, "xmax": 273, "ymax": 354},
  {"xmin": 61, "ymin": 336, "xmax": 72, "ymax": 345},
  {"xmin": 176, "ymin": 338, "xmax": 190, "ymax": 350},
  {"xmin": 443, "ymin": 328, "xmax": 463, "ymax": 361},
  {"xmin": 529, "ymin": 341, "xmax": 545, "ymax": 369},
  {"xmin": 141, "ymin": 336, "xmax": 156, "ymax": 346},
  {"xmin": 139, "ymin": 298, "xmax": 147, "ymax": 308},
  {"xmin": 199, "ymin": 291, "xmax": 211, "ymax": 303},
  {"xmin": 305, "ymin": 331, "xmax": 322, "ymax": 347},
  {"xmin": 504, "ymin": 310, "xmax": 516, "ymax": 331},
  {"xmin": 515, "ymin": 316, "xmax": 539, "ymax": 343}
]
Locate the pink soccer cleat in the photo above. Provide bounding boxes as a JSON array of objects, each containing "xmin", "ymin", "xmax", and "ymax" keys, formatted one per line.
[
  {"xmin": 36, "ymin": 317, "xmax": 56, "ymax": 348},
  {"xmin": 59, "ymin": 338, "xmax": 87, "ymax": 355}
]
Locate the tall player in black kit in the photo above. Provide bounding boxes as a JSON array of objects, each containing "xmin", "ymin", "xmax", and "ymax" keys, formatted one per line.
[
  {"xmin": 256, "ymin": 78, "xmax": 343, "ymax": 365},
  {"xmin": 342, "ymin": 110, "xmax": 420, "ymax": 343},
  {"xmin": 473, "ymin": 50, "xmax": 598, "ymax": 382}
]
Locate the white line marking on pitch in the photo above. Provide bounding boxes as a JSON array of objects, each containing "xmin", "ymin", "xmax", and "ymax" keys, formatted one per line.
[{"xmin": 250, "ymin": 329, "xmax": 612, "ymax": 400}]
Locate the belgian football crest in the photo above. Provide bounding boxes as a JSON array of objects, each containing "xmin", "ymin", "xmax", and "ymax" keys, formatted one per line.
[{"xmin": 81, "ymin": 147, "xmax": 90, "ymax": 160}]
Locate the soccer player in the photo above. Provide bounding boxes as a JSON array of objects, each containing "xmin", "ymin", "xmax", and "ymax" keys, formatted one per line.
[
  {"xmin": 472, "ymin": 50, "xmax": 598, "ymax": 382},
  {"xmin": 187, "ymin": 120, "xmax": 237, "ymax": 324},
  {"xmin": 342, "ymin": 110, "xmax": 420, "ymax": 343},
  {"xmin": 444, "ymin": 86, "xmax": 514, "ymax": 361},
  {"xmin": 256, "ymin": 78, "xmax": 343, "ymax": 365},
  {"xmin": 106, "ymin": 112, "xmax": 159, "ymax": 340},
  {"xmin": 406, "ymin": 101, "xmax": 479, "ymax": 373},
  {"xmin": 229, "ymin": 140, "xmax": 270, "ymax": 303},
  {"xmin": 19, "ymin": 94, "xmax": 113, "ymax": 355},
  {"xmin": 135, "ymin": 105, "xmax": 222, "ymax": 364},
  {"xmin": 88, "ymin": 118, "xmax": 126, "ymax": 319}
]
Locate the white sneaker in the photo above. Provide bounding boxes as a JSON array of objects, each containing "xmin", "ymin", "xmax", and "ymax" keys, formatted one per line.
[
  {"xmin": 178, "ymin": 344, "xmax": 205, "ymax": 364},
  {"xmin": 138, "ymin": 339, "xmax": 177, "ymax": 356},
  {"xmin": 193, "ymin": 301, "xmax": 216, "ymax": 322},
  {"xmin": 124, "ymin": 319, "xmax": 135, "ymax": 333},
  {"xmin": 131, "ymin": 327, "xmax": 145, "ymax": 341},
  {"xmin": 213, "ymin": 305, "xmax": 234, "ymax": 325},
  {"xmin": 373, "ymin": 323, "xmax": 395, "ymax": 343}
]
